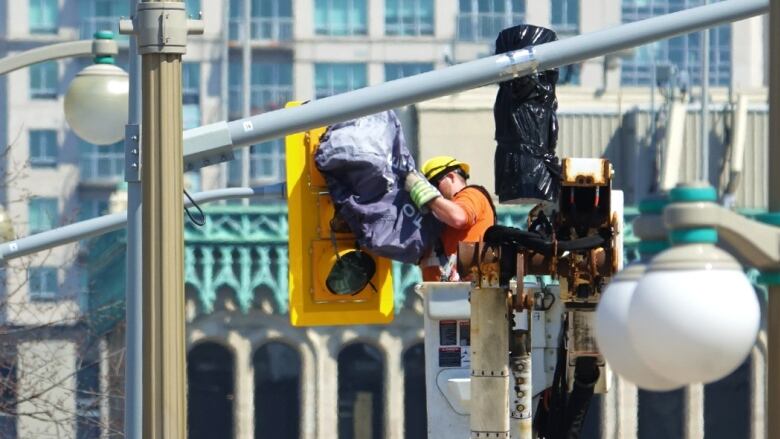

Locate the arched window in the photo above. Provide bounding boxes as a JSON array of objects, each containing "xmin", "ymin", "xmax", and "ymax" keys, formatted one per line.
[
  {"xmin": 338, "ymin": 343, "xmax": 384, "ymax": 439},
  {"xmin": 254, "ymin": 342, "xmax": 301, "ymax": 439},
  {"xmin": 704, "ymin": 357, "xmax": 751, "ymax": 439},
  {"xmin": 403, "ymin": 343, "xmax": 426, "ymax": 439},
  {"xmin": 188, "ymin": 343, "xmax": 234, "ymax": 439}
]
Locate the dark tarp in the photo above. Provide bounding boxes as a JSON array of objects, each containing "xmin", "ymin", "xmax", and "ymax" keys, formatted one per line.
[{"xmin": 314, "ymin": 111, "xmax": 442, "ymax": 264}]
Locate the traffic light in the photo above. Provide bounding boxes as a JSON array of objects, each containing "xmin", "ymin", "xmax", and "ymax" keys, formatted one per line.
[{"xmin": 285, "ymin": 101, "xmax": 394, "ymax": 327}]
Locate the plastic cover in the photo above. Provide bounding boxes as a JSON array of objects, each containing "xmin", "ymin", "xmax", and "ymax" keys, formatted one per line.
[
  {"xmin": 494, "ymin": 24, "xmax": 561, "ymax": 204},
  {"xmin": 314, "ymin": 111, "xmax": 443, "ymax": 264}
]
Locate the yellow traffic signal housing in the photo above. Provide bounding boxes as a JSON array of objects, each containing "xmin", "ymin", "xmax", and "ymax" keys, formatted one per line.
[{"xmin": 285, "ymin": 101, "xmax": 394, "ymax": 327}]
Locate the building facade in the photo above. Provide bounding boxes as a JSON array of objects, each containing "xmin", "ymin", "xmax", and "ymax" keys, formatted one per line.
[{"xmin": 0, "ymin": 0, "xmax": 771, "ymax": 438}]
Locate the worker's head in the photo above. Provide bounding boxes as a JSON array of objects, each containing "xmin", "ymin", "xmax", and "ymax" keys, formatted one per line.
[{"xmin": 422, "ymin": 156, "xmax": 470, "ymax": 199}]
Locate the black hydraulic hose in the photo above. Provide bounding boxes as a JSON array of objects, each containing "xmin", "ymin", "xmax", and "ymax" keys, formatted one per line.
[
  {"xmin": 483, "ymin": 225, "xmax": 607, "ymax": 255},
  {"xmin": 563, "ymin": 356, "xmax": 601, "ymax": 439}
]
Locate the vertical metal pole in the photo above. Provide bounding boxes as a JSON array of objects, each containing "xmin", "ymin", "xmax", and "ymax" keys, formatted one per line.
[
  {"xmin": 701, "ymin": 1, "xmax": 711, "ymax": 183},
  {"xmin": 124, "ymin": 1, "xmax": 142, "ymax": 438},
  {"xmin": 767, "ymin": 1, "xmax": 780, "ymax": 437},
  {"xmin": 470, "ymin": 286, "xmax": 510, "ymax": 437},
  {"xmin": 140, "ymin": 1, "xmax": 187, "ymax": 437},
  {"xmin": 240, "ymin": 0, "xmax": 251, "ymax": 197}
]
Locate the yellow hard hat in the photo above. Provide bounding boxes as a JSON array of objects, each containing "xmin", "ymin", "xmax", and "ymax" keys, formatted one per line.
[{"xmin": 421, "ymin": 156, "xmax": 471, "ymax": 183}]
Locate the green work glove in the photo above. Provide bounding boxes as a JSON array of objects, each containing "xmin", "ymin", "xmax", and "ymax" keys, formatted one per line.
[{"xmin": 405, "ymin": 171, "xmax": 441, "ymax": 211}]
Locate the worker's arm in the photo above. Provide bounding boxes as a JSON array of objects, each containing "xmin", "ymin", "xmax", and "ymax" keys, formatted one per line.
[{"xmin": 428, "ymin": 196, "xmax": 470, "ymax": 229}]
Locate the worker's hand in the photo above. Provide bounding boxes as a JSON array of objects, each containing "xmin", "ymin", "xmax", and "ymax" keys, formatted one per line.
[{"xmin": 405, "ymin": 171, "xmax": 441, "ymax": 211}]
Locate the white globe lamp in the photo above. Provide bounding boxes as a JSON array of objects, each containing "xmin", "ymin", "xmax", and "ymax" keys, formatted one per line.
[
  {"xmin": 595, "ymin": 263, "xmax": 685, "ymax": 391},
  {"xmin": 628, "ymin": 242, "xmax": 760, "ymax": 385},
  {"xmin": 64, "ymin": 33, "xmax": 128, "ymax": 145}
]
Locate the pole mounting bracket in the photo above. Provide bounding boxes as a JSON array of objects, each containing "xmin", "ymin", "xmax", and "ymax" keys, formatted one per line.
[{"xmin": 119, "ymin": 2, "xmax": 204, "ymax": 55}]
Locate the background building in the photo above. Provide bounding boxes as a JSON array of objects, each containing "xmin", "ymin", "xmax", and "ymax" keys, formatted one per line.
[{"xmin": 0, "ymin": 0, "xmax": 770, "ymax": 438}]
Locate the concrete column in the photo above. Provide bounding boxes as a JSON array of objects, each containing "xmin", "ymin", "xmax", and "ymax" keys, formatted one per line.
[
  {"xmin": 319, "ymin": 332, "xmax": 340, "ymax": 438},
  {"xmin": 614, "ymin": 377, "xmax": 639, "ymax": 439},
  {"xmin": 684, "ymin": 384, "xmax": 705, "ymax": 439},
  {"xmin": 300, "ymin": 336, "xmax": 319, "ymax": 439},
  {"xmin": 579, "ymin": 0, "xmax": 622, "ymax": 89},
  {"xmin": 293, "ymin": 0, "xmax": 314, "ymax": 39},
  {"xmin": 382, "ymin": 333, "xmax": 404, "ymax": 439},
  {"xmin": 731, "ymin": 16, "xmax": 766, "ymax": 90},
  {"xmin": 232, "ymin": 335, "xmax": 253, "ymax": 439},
  {"xmin": 750, "ymin": 343, "xmax": 767, "ymax": 439},
  {"xmin": 525, "ymin": 0, "xmax": 550, "ymax": 27},
  {"xmin": 370, "ymin": 0, "xmax": 385, "ymax": 38},
  {"xmin": 436, "ymin": 0, "xmax": 458, "ymax": 41}
]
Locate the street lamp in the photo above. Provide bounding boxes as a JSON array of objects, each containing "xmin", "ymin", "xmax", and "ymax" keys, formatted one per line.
[
  {"xmin": 597, "ymin": 183, "xmax": 774, "ymax": 387},
  {"xmin": 595, "ymin": 263, "xmax": 686, "ymax": 391},
  {"xmin": 64, "ymin": 43, "xmax": 129, "ymax": 145},
  {"xmin": 0, "ymin": 31, "xmax": 128, "ymax": 145}
]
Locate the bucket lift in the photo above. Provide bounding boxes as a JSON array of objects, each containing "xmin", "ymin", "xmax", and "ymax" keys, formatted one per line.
[{"xmin": 418, "ymin": 158, "xmax": 623, "ymax": 438}]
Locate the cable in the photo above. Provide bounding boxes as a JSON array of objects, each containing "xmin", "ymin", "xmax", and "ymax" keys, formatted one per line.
[{"xmin": 183, "ymin": 189, "xmax": 206, "ymax": 226}]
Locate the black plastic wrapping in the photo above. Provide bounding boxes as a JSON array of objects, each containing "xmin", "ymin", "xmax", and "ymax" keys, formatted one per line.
[{"xmin": 494, "ymin": 25, "xmax": 561, "ymax": 203}]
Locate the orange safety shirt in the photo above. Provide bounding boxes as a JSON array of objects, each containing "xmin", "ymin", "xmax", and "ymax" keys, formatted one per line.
[{"xmin": 421, "ymin": 186, "xmax": 495, "ymax": 281}]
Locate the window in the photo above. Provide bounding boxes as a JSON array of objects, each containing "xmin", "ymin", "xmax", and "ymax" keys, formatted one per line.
[
  {"xmin": 457, "ymin": 0, "xmax": 525, "ymax": 42},
  {"xmin": 228, "ymin": 139, "xmax": 286, "ymax": 185},
  {"xmin": 314, "ymin": 63, "xmax": 367, "ymax": 99},
  {"xmin": 229, "ymin": 0, "xmax": 242, "ymax": 39},
  {"xmin": 188, "ymin": 343, "xmax": 234, "ymax": 439},
  {"xmin": 79, "ymin": 141, "xmax": 124, "ymax": 182},
  {"xmin": 76, "ymin": 360, "xmax": 101, "ymax": 439},
  {"xmin": 403, "ymin": 344, "xmax": 426, "ymax": 439},
  {"xmin": 183, "ymin": 63, "xmax": 201, "ymax": 130},
  {"xmin": 29, "ymin": 130, "xmax": 58, "ymax": 167},
  {"xmin": 621, "ymin": 0, "xmax": 731, "ymax": 86},
  {"xmin": 229, "ymin": 61, "xmax": 293, "ymax": 118},
  {"xmin": 30, "ymin": 61, "xmax": 58, "ymax": 99},
  {"xmin": 385, "ymin": 63, "xmax": 434, "ymax": 81},
  {"xmin": 28, "ymin": 267, "xmax": 58, "ymax": 300},
  {"xmin": 559, "ymin": 64, "xmax": 581, "ymax": 85},
  {"xmin": 550, "ymin": 0, "xmax": 579, "ymax": 35},
  {"xmin": 29, "ymin": 0, "xmax": 58, "ymax": 34},
  {"xmin": 338, "ymin": 344, "xmax": 384, "ymax": 439},
  {"xmin": 186, "ymin": 0, "xmax": 201, "ymax": 17},
  {"xmin": 254, "ymin": 343, "xmax": 301, "ymax": 439},
  {"xmin": 253, "ymin": 0, "xmax": 293, "ymax": 40},
  {"xmin": 80, "ymin": 0, "xmax": 129, "ymax": 38},
  {"xmin": 28, "ymin": 198, "xmax": 58, "ymax": 234},
  {"xmin": 78, "ymin": 199, "xmax": 109, "ymax": 221},
  {"xmin": 386, "ymin": 0, "xmax": 434, "ymax": 36},
  {"xmin": 0, "ymin": 360, "xmax": 16, "ymax": 438},
  {"xmin": 315, "ymin": 0, "xmax": 367, "ymax": 36}
]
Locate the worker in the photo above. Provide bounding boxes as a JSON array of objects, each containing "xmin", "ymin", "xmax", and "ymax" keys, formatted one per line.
[{"xmin": 405, "ymin": 156, "xmax": 496, "ymax": 281}]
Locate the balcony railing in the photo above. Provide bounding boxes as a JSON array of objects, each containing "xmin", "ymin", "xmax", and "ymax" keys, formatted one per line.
[
  {"xmin": 456, "ymin": 12, "xmax": 524, "ymax": 42},
  {"xmin": 229, "ymin": 17, "xmax": 293, "ymax": 42}
]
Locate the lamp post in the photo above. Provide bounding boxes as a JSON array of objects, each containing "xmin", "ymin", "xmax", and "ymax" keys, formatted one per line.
[{"xmin": 119, "ymin": 3, "xmax": 202, "ymax": 438}]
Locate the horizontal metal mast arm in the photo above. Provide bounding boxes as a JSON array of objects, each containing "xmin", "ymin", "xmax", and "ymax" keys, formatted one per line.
[
  {"xmin": 0, "ymin": 39, "xmax": 117, "ymax": 75},
  {"xmin": 182, "ymin": 0, "xmax": 768, "ymax": 170},
  {"xmin": 0, "ymin": 184, "xmax": 283, "ymax": 262}
]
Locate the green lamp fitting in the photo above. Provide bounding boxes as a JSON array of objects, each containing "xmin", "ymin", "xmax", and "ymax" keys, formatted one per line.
[
  {"xmin": 668, "ymin": 183, "xmax": 718, "ymax": 245},
  {"xmin": 93, "ymin": 31, "xmax": 116, "ymax": 65}
]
